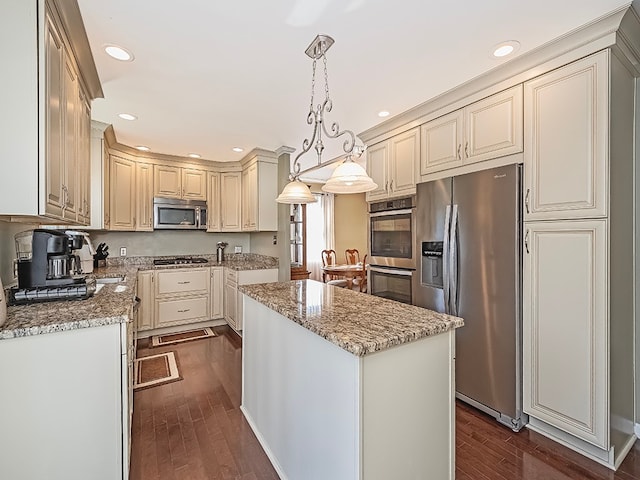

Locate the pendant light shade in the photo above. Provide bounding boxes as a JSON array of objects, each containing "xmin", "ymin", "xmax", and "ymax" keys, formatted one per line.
[
  {"xmin": 321, "ymin": 159, "xmax": 378, "ymax": 194},
  {"xmin": 276, "ymin": 180, "xmax": 317, "ymax": 204}
]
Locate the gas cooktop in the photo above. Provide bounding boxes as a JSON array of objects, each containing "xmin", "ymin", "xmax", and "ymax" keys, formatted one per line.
[{"xmin": 153, "ymin": 256, "xmax": 209, "ymax": 266}]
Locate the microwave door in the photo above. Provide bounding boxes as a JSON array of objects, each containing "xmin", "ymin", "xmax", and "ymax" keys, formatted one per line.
[{"xmin": 154, "ymin": 206, "xmax": 197, "ymax": 229}]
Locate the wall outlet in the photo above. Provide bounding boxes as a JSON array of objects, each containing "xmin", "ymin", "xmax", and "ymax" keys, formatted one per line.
[
  {"xmin": 272, "ymin": 235, "xmax": 277, "ymax": 245},
  {"xmin": 120, "ymin": 247, "xmax": 127, "ymax": 257},
  {"xmin": 234, "ymin": 246, "xmax": 242, "ymax": 254}
]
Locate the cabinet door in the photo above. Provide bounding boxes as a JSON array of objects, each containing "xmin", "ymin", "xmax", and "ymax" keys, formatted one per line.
[
  {"xmin": 365, "ymin": 141, "xmax": 390, "ymax": 201},
  {"xmin": 62, "ymin": 53, "xmax": 79, "ymax": 221},
  {"xmin": 207, "ymin": 172, "xmax": 221, "ymax": 232},
  {"xmin": 242, "ymin": 163, "xmax": 258, "ymax": 231},
  {"xmin": 182, "ymin": 168, "xmax": 207, "ymax": 200},
  {"xmin": 524, "ymin": 52, "xmax": 608, "ymax": 220},
  {"xmin": 523, "ymin": 220, "xmax": 607, "ymax": 448},
  {"xmin": 136, "ymin": 162, "xmax": 153, "ymax": 231},
  {"xmin": 154, "ymin": 165, "xmax": 181, "ymax": 199},
  {"xmin": 77, "ymin": 94, "xmax": 91, "ymax": 225},
  {"xmin": 210, "ymin": 267, "xmax": 224, "ymax": 319},
  {"xmin": 109, "ymin": 155, "xmax": 136, "ymax": 230},
  {"xmin": 389, "ymin": 127, "xmax": 419, "ymax": 198},
  {"xmin": 224, "ymin": 281, "xmax": 238, "ymax": 329},
  {"xmin": 221, "ymin": 172, "xmax": 242, "ymax": 231},
  {"xmin": 137, "ymin": 271, "xmax": 154, "ymax": 331},
  {"xmin": 464, "ymin": 84, "xmax": 523, "ymax": 164},
  {"xmin": 44, "ymin": 12, "xmax": 65, "ymax": 219},
  {"xmin": 103, "ymin": 142, "xmax": 111, "ymax": 229},
  {"xmin": 420, "ymin": 110, "xmax": 464, "ymax": 175}
]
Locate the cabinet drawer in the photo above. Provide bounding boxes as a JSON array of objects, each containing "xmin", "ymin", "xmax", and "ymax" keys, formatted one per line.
[
  {"xmin": 225, "ymin": 269, "xmax": 238, "ymax": 284},
  {"xmin": 155, "ymin": 296, "xmax": 210, "ymax": 328},
  {"xmin": 156, "ymin": 268, "xmax": 210, "ymax": 296}
]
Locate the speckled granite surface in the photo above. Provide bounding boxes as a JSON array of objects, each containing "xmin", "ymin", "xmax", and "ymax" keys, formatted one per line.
[
  {"xmin": 239, "ymin": 280, "xmax": 464, "ymax": 356},
  {"xmin": 0, "ymin": 254, "xmax": 278, "ymax": 340}
]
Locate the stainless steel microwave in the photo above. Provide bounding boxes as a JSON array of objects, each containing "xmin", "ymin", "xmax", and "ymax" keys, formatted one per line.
[{"xmin": 153, "ymin": 197, "xmax": 207, "ymax": 230}]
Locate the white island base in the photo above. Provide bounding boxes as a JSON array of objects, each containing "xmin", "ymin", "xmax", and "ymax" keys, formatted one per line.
[{"xmin": 241, "ymin": 296, "xmax": 456, "ymax": 480}]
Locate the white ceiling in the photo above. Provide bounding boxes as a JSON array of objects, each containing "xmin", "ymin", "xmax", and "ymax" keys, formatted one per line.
[{"xmin": 78, "ymin": 0, "xmax": 632, "ymax": 180}]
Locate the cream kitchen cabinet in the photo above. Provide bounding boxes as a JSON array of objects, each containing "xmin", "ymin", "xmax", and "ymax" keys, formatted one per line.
[
  {"xmin": 137, "ymin": 270, "xmax": 154, "ymax": 331},
  {"xmin": 523, "ymin": 220, "xmax": 608, "ymax": 448},
  {"xmin": 154, "ymin": 268, "xmax": 211, "ymax": 328},
  {"xmin": 225, "ymin": 268, "xmax": 279, "ymax": 331},
  {"xmin": 207, "ymin": 172, "xmax": 221, "ymax": 232},
  {"xmin": 523, "ymin": 52, "xmax": 607, "ymax": 220},
  {"xmin": 210, "ymin": 267, "xmax": 224, "ymax": 319},
  {"xmin": 421, "ymin": 85, "xmax": 523, "ymax": 175},
  {"xmin": 136, "ymin": 162, "xmax": 154, "ymax": 231},
  {"xmin": 366, "ymin": 127, "xmax": 419, "ymax": 201},
  {"xmin": 220, "ymin": 171, "xmax": 242, "ymax": 231},
  {"xmin": 241, "ymin": 154, "xmax": 278, "ymax": 231},
  {"xmin": 109, "ymin": 155, "xmax": 136, "ymax": 231},
  {"xmin": 154, "ymin": 165, "xmax": 207, "ymax": 200},
  {"xmin": 0, "ymin": 0, "xmax": 100, "ymax": 222},
  {"xmin": 76, "ymin": 94, "xmax": 91, "ymax": 225}
]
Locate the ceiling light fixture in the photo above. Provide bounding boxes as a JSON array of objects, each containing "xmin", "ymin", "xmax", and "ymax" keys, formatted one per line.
[
  {"xmin": 104, "ymin": 44, "xmax": 134, "ymax": 62},
  {"xmin": 232, "ymin": 147, "xmax": 244, "ymax": 153},
  {"xmin": 276, "ymin": 34, "xmax": 377, "ymax": 204},
  {"xmin": 135, "ymin": 146, "xmax": 150, "ymax": 151},
  {"xmin": 492, "ymin": 40, "xmax": 520, "ymax": 58},
  {"xmin": 188, "ymin": 153, "xmax": 201, "ymax": 158},
  {"xmin": 118, "ymin": 113, "xmax": 137, "ymax": 121},
  {"xmin": 378, "ymin": 111, "xmax": 390, "ymax": 118}
]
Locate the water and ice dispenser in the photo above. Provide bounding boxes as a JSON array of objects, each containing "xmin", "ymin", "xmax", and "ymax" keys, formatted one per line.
[{"xmin": 421, "ymin": 241, "xmax": 443, "ymax": 288}]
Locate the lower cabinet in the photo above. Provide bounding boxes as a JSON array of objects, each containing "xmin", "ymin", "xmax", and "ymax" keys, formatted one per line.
[
  {"xmin": 523, "ymin": 220, "xmax": 607, "ymax": 448},
  {"xmin": 225, "ymin": 268, "xmax": 279, "ymax": 331},
  {"xmin": 0, "ymin": 323, "xmax": 131, "ymax": 480}
]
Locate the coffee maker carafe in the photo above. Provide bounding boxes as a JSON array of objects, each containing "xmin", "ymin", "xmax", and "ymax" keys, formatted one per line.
[{"xmin": 16, "ymin": 229, "xmax": 82, "ymax": 288}]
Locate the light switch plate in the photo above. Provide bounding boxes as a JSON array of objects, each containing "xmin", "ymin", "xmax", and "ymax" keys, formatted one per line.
[{"xmin": 234, "ymin": 246, "xmax": 242, "ymax": 253}]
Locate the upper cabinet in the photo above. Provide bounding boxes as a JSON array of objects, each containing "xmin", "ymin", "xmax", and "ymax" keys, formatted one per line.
[
  {"xmin": 207, "ymin": 172, "xmax": 221, "ymax": 232},
  {"xmin": 0, "ymin": 0, "xmax": 101, "ymax": 222},
  {"xmin": 154, "ymin": 165, "xmax": 207, "ymax": 200},
  {"xmin": 366, "ymin": 127, "xmax": 419, "ymax": 201},
  {"xmin": 109, "ymin": 155, "xmax": 136, "ymax": 231},
  {"xmin": 136, "ymin": 162, "xmax": 154, "ymax": 231},
  {"xmin": 523, "ymin": 53, "xmax": 607, "ymax": 220},
  {"xmin": 241, "ymin": 153, "xmax": 278, "ymax": 231},
  {"xmin": 220, "ymin": 172, "xmax": 242, "ymax": 231},
  {"xmin": 421, "ymin": 85, "xmax": 523, "ymax": 175}
]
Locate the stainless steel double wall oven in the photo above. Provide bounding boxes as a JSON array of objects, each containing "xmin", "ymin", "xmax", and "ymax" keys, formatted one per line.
[{"xmin": 367, "ymin": 196, "xmax": 416, "ymax": 304}]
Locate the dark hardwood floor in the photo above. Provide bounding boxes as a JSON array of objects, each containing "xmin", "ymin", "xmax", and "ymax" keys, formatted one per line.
[{"xmin": 130, "ymin": 327, "xmax": 640, "ymax": 480}]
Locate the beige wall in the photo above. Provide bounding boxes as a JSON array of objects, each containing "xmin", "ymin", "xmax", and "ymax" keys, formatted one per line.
[
  {"xmin": 250, "ymin": 231, "xmax": 280, "ymax": 258},
  {"xmin": 333, "ymin": 193, "xmax": 368, "ymax": 264}
]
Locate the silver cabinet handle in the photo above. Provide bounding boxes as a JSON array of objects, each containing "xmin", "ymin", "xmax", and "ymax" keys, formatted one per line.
[
  {"xmin": 390, "ymin": 179, "xmax": 394, "ymax": 191},
  {"xmin": 384, "ymin": 181, "xmax": 388, "ymax": 191},
  {"xmin": 457, "ymin": 144, "xmax": 461, "ymax": 160},
  {"xmin": 525, "ymin": 189, "xmax": 530, "ymax": 214},
  {"xmin": 177, "ymin": 308, "xmax": 190, "ymax": 313},
  {"xmin": 465, "ymin": 141, "xmax": 469, "ymax": 158},
  {"xmin": 525, "ymin": 230, "xmax": 530, "ymax": 254},
  {"xmin": 177, "ymin": 281, "xmax": 191, "ymax": 285}
]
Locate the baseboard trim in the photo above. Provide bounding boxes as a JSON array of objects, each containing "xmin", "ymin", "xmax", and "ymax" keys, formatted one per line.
[
  {"xmin": 634, "ymin": 423, "xmax": 640, "ymax": 438},
  {"xmin": 240, "ymin": 405, "xmax": 288, "ymax": 480},
  {"xmin": 136, "ymin": 318, "xmax": 227, "ymax": 339}
]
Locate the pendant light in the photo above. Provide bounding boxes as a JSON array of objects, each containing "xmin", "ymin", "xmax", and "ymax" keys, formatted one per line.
[{"xmin": 276, "ymin": 34, "xmax": 376, "ymax": 204}]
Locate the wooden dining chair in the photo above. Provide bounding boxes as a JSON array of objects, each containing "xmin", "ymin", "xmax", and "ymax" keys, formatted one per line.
[
  {"xmin": 321, "ymin": 249, "xmax": 337, "ymax": 283},
  {"xmin": 352, "ymin": 254, "xmax": 367, "ymax": 292},
  {"xmin": 345, "ymin": 249, "xmax": 360, "ymax": 265}
]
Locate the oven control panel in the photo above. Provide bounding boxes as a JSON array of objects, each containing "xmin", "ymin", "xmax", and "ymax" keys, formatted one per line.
[{"xmin": 369, "ymin": 196, "xmax": 415, "ymax": 213}]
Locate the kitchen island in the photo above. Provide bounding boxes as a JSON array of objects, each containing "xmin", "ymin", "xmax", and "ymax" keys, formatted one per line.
[{"xmin": 239, "ymin": 280, "xmax": 464, "ymax": 480}]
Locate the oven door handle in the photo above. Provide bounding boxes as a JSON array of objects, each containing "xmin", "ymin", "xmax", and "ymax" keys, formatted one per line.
[
  {"xmin": 442, "ymin": 205, "xmax": 452, "ymax": 314},
  {"xmin": 369, "ymin": 208, "xmax": 414, "ymax": 218},
  {"xmin": 368, "ymin": 266, "xmax": 413, "ymax": 276}
]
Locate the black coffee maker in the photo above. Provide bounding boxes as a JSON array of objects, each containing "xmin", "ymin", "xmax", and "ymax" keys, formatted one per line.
[{"xmin": 16, "ymin": 229, "xmax": 83, "ymax": 289}]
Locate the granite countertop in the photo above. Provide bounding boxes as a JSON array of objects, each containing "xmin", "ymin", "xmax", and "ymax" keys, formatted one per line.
[
  {"xmin": 239, "ymin": 280, "xmax": 464, "ymax": 356},
  {"xmin": 0, "ymin": 253, "xmax": 278, "ymax": 340}
]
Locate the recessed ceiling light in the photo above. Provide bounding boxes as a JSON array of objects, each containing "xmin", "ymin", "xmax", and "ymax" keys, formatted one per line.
[
  {"xmin": 118, "ymin": 113, "xmax": 137, "ymax": 121},
  {"xmin": 104, "ymin": 44, "xmax": 134, "ymax": 62},
  {"xmin": 232, "ymin": 147, "xmax": 244, "ymax": 153},
  {"xmin": 135, "ymin": 146, "xmax": 150, "ymax": 152},
  {"xmin": 378, "ymin": 111, "xmax": 390, "ymax": 118},
  {"xmin": 188, "ymin": 153, "xmax": 201, "ymax": 159},
  {"xmin": 492, "ymin": 41, "xmax": 520, "ymax": 58}
]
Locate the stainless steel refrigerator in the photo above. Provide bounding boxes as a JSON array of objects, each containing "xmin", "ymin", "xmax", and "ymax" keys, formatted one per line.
[{"xmin": 414, "ymin": 163, "xmax": 526, "ymax": 431}]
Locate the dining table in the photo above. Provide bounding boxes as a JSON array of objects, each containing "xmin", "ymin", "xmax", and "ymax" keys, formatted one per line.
[{"xmin": 321, "ymin": 263, "xmax": 368, "ymax": 291}]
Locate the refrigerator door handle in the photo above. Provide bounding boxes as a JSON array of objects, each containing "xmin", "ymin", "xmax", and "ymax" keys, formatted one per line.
[
  {"xmin": 449, "ymin": 204, "xmax": 459, "ymax": 316},
  {"xmin": 442, "ymin": 205, "xmax": 452, "ymax": 314}
]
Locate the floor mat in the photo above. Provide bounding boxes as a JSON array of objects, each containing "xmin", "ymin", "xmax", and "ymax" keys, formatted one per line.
[
  {"xmin": 134, "ymin": 351, "xmax": 181, "ymax": 390},
  {"xmin": 150, "ymin": 327, "xmax": 217, "ymax": 347}
]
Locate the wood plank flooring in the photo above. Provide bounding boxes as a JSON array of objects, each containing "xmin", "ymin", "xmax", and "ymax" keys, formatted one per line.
[{"xmin": 130, "ymin": 327, "xmax": 640, "ymax": 480}]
